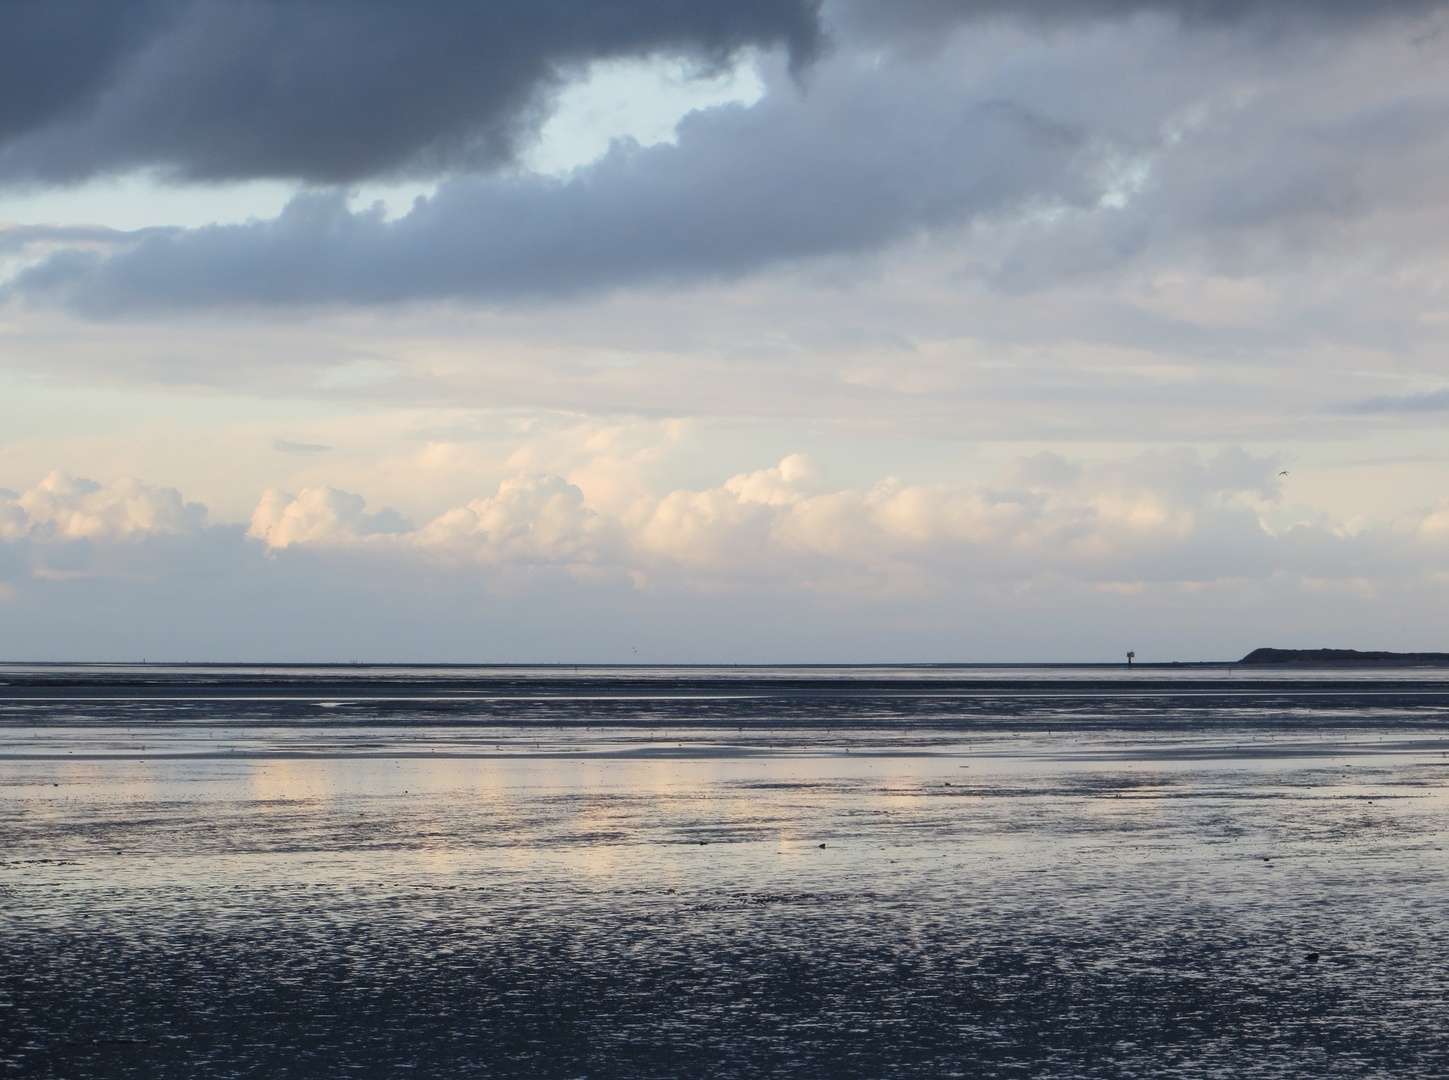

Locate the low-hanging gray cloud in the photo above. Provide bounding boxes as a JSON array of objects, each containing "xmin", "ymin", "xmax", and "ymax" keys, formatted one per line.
[
  {"xmin": 6, "ymin": 69, "xmax": 1097, "ymax": 311},
  {"xmin": 830, "ymin": 0, "xmax": 1449, "ymax": 38},
  {"xmin": 0, "ymin": 0, "xmax": 1442, "ymax": 190},
  {"xmin": 14, "ymin": 7, "xmax": 1449, "ymax": 314},
  {"xmin": 0, "ymin": 0, "xmax": 822, "ymax": 186}
]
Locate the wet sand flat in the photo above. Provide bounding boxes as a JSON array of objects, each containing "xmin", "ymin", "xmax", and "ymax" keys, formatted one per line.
[{"xmin": 3, "ymin": 665, "xmax": 1448, "ymax": 1078}]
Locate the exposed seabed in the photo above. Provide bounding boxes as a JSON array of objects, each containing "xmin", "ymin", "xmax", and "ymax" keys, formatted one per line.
[{"xmin": 3, "ymin": 665, "xmax": 1448, "ymax": 1077}]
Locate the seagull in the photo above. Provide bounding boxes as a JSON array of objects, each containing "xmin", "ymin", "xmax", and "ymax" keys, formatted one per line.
[{"xmin": 1279, "ymin": 470, "xmax": 1289, "ymax": 476}]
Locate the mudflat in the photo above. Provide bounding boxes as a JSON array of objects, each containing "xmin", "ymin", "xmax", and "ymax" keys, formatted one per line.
[{"xmin": 3, "ymin": 664, "xmax": 1448, "ymax": 1078}]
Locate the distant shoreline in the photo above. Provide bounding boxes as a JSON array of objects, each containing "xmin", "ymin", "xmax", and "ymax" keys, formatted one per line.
[
  {"xmin": 0, "ymin": 651, "xmax": 1447, "ymax": 669},
  {"xmin": 1235, "ymin": 648, "xmax": 1449, "ymax": 667}
]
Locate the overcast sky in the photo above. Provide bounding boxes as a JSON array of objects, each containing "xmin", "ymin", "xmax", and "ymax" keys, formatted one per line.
[{"xmin": 3, "ymin": 0, "xmax": 1449, "ymax": 661}]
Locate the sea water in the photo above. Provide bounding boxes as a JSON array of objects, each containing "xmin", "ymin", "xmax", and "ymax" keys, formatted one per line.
[{"xmin": 2, "ymin": 664, "xmax": 1447, "ymax": 1077}]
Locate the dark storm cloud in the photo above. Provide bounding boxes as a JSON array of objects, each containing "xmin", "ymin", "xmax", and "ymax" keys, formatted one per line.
[
  {"xmin": 7, "ymin": 78, "xmax": 1096, "ymax": 311},
  {"xmin": 830, "ymin": 0, "xmax": 1449, "ymax": 36},
  {"xmin": 10, "ymin": 0, "xmax": 1449, "ymax": 313},
  {"xmin": 2, "ymin": 0, "xmax": 1443, "ymax": 188},
  {"xmin": 0, "ymin": 0, "xmax": 821, "ymax": 185}
]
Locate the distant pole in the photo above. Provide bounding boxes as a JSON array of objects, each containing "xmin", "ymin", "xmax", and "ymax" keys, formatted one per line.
[{"xmin": 1126, "ymin": 651, "xmax": 1135, "ymax": 666}]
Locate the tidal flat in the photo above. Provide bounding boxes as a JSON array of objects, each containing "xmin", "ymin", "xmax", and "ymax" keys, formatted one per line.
[{"xmin": 2, "ymin": 664, "xmax": 1448, "ymax": 1078}]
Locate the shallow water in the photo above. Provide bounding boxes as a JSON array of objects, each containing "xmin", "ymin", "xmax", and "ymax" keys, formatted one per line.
[{"xmin": 3, "ymin": 665, "xmax": 1448, "ymax": 1077}]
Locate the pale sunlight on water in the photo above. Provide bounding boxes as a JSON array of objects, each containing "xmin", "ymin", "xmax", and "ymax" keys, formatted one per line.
[{"xmin": 3, "ymin": 665, "xmax": 1448, "ymax": 1077}]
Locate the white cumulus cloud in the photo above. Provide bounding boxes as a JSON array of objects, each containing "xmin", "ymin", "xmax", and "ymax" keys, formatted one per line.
[
  {"xmin": 0, "ymin": 471, "xmax": 205, "ymax": 542},
  {"xmin": 2, "ymin": 445, "xmax": 1448, "ymax": 659},
  {"xmin": 247, "ymin": 486, "xmax": 410, "ymax": 548},
  {"xmin": 225, "ymin": 445, "xmax": 1446, "ymax": 599},
  {"xmin": 414, "ymin": 473, "xmax": 615, "ymax": 566}
]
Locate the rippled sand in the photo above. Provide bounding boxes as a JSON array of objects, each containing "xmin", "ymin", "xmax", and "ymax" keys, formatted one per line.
[{"xmin": 3, "ymin": 665, "xmax": 1448, "ymax": 1077}]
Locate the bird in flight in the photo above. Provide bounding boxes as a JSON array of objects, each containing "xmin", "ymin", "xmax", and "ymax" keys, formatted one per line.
[{"xmin": 1279, "ymin": 470, "xmax": 1289, "ymax": 476}]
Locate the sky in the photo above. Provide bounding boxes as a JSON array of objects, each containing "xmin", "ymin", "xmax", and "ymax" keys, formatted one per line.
[{"xmin": 3, "ymin": 0, "xmax": 1449, "ymax": 662}]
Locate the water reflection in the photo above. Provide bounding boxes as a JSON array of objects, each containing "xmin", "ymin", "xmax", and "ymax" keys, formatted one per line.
[{"xmin": 3, "ymin": 666, "xmax": 1448, "ymax": 1077}]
